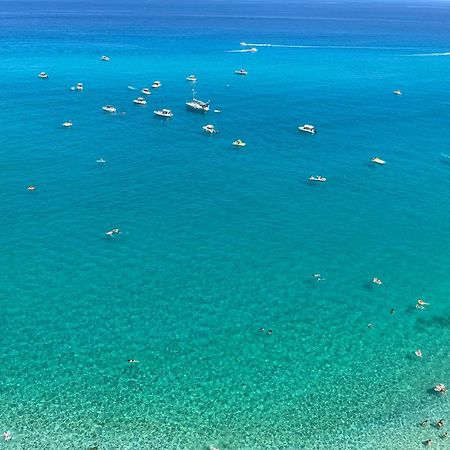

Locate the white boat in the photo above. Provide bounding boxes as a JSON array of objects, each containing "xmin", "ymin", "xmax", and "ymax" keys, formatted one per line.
[
  {"xmin": 415, "ymin": 349, "xmax": 422, "ymax": 358},
  {"xmin": 134, "ymin": 97, "xmax": 147, "ymax": 105},
  {"xmin": 248, "ymin": 47, "xmax": 257, "ymax": 53},
  {"xmin": 96, "ymin": 158, "xmax": 106, "ymax": 163},
  {"xmin": 393, "ymin": 90, "xmax": 402, "ymax": 96},
  {"xmin": 240, "ymin": 42, "xmax": 248, "ymax": 46},
  {"xmin": 101, "ymin": 55, "xmax": 110, "ymax": 61},
  {"xmin": 235, "ymin": 69, "xmax": 248, "ymax": 75},
  {"xmin": 299, "ymin": 124, "xmax": 316, "ymax": 134},
  {"xmin": 232, "ymin": 140, "xmax": 246, "ymax": 147},
  {"xmin": 309, "ymin": 175, "xmax": 326, "ymax": 182},
  {"xmin": 371, "ymin": 157, "xmax": 386, "ymax": 165},
  {"xmin": 2, "ymin": 432, "xmax": 11, "ymax": 442},
  {"xmin": 38, "ymin": 72, "xmax": 48, "ymax": 79},
  {"xmin": 152, "ymin": 81, "xmax": 162, "ymax": 89},
  {"xmin": 102, "ymin": 105, "xmax": 117, "ymax": 113},
  {"xmin": 203, "ymin": 124, "xmax": 219, "ymax": 134},
  {"xmin": 372, "ymin": 277, "xmax": 382, "ymax": 285},
  {"xmin": 214, "ymin": 109, "xmax": 221, "ymax": 113},
  {"xmin": 62, "ymin": 121, "xmax": 73, "ymax": 128},
  {"xmin": 186, "ymin": 90, "xmax": 210, "ymax": 112},
  {"xmin": 106, "ymin": 228, "xmax": 120, "ymax": 236},
  {"xmin": 141, "ymin": 87, "xmax": 151, "ymax": 95},
  {"xmin": 154, "ymin": 108, "xmax": 173, "ymax": 118},
  {"xmin": 27, "ymin": 185, "xmax": 36, "ymax": 191},
  {"xmin": 76, "ymin": 82, "xmax": 83, "ymax": 91},
  {"xmin": 186, "ymin": 75, "xmax": 197, "ymax": 82}
]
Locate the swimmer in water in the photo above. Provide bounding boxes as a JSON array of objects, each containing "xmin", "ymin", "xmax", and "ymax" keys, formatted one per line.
[
  {"xmin": 367, "ymin": 323, "xmax": 373, "ymax": 328},
  {"xmin": 259, "ymin": 328, "xmax": 265, "ymax": 332},
  {"xmin": 390, "ymin": 308, "xmax": 395, "ymax": 315}
]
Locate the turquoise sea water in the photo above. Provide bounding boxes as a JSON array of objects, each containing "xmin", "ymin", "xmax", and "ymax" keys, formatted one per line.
[{"xmin": 1, "ymin": 1, "xmax": 450, "ymax": 448}]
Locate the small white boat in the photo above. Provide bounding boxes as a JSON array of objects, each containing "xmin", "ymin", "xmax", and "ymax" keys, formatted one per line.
[
  {"xmin": 96, "ymin": 158, "xmax": 106, "ymax": 163},
  {"xmin": 141, "ymin": 87, "xmax": 151, "ymax": 95},
  {"xmin": 106, "ymin": 228, "xmax": 120, "ymax": 236},
  {"xmin": 2, "ymin": 432, "xmax": 11, "ymax": 442},
  {"xmin": 240, "ymin": 42, "xmax": 248, "ymax": 46},
  {"xmin": 154, "ymin": 108, "xmax": 173, "ymax": 118},
  {"xmin": 38, "ymin": 72, "xmax": 48, "ymax": 79},
  {"xmin": 62, "ymin": 121, "xmax": 73, "ymax": 128},
  {"xmin": 393, "ymin": 90, "xmax": 402, "ymax": 96},
  {"xmin": 76, "ymin": 82, "xmax": 83, "ymax": 91},
  {"xmin": 372, "ymin": 277, "xmax": 382, "ymax": 285},
  {"xmin": 101, "ymin": 55, "xmax": 110, "ymax": 61},
  {"xmin": 232, "ymin": 139, "xmax": 246, "ymax": 147},
  {"xmin": 415, "ymin": 349, "xmax": 422, "ymax": 358},
  {"xmin": 309, "ymin": 175, "xmax": 326, "ymax": 182},
  {"xmin": 235, "ymin": 69, "xmax": 248, "ymax": 75},
  {"xmin": 152, "ymin": 81, "xmax": 162, "ymax": 89},
  {"xmin": 27, "ymin": 185, "xmax": 36, "ymax": 191},
  {"xmin": 134, "ymin": 97, "xmax": 147, "ymax": 105},
  {"xmin": 434, "ymin": 383, "xmax": 447, "ymax": 394},
  {"xmin": 203, "ymin": 124, "xmax": 219, "ymax": 134},
  {"xmin": 248, "ymin": 47, "xmax": 257, "ymax": 53},
  {"xmin": 186, "ymin": 75, "xmax": 197, "ymax": 82},
  {"xmin": 371, "ymin": 157, "xmax": 386, "ymax": 165},
  {"xmin": 299, "ymin": 124, "xmax": 316, "ymax": 134},
  {"xmin": 102, "ymin": 105, "xmax": 116, "ymax": 113},
  {"xmin": 214, "ymin": 109, "xmax": 221, "ymax": 113}
]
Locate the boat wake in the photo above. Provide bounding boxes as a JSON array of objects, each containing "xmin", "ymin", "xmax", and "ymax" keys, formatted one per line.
[
  {"xmin": 409, "ymin": 52, "xmax": 450, "ymax": 57},
  {"xmin": 226, "ymin": 49, "xmax": 255, "ymax": 53},
  {"xmin": 239, "ymin": 42, "xmax": 414, "ymax": 50}
]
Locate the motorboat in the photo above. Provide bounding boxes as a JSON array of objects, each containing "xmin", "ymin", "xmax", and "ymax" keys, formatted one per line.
[
  {"xmin": 186, "ymin": 90, "xmax": 210, "ymax": 112},
  {"xmin": 27, "ymin": 185, "xmax": 36, "ymax": 191},
  {"xmin": 309, "ymin": 175, "xmax": 326, "ymax": 182},
  {"xmin": 96, "ymin": 158, "xmax": 106, "ymax": 163},
  {"xmin": 371, "ymin": 157, "xmax": 386, "ymax": 165},
  {"xmin": 141, "ymin": 87, "xmax": 151, "ymax": 95},
  {"xmin": 152, "ymin": 81, "xmax": 162, "ymax": 88},
  {"xmin": 415, "ymin": 349, "xmax": 422, "ymax": 358},
  {"xmin": 235, "ymin": 69, "xmax": 248, "ymax": 75},
  {"xmin": 186, "ymin": 75, "xmax": 197, "ymax": 82},
  {"xmin": 102, "ymin": 105, "xmax": 117, "ymax": 113},
  {"xmin": 434, "ymin": 384, "xmax": 447, "ymax": 394},
  {"xmin": 101, "ymin": 55, "xmax": 110, "ymax": 61},
  {"xmin": 240, "ymin": 42, "xmax": 248, "ymax": 46},
  {"xmin": 62, "ymin": 121, "xmax": 73, "ymax": 128},
  {"xmin": 232, "ymin": 140, "xmax": 246, "ymax": 147},
  {"xmin": 248, "ymin": 47, "xmax": 257, "ymax": 53},
  {"xmin": 106, "ymin": 228, "xmax": 120, "ymax": 236},
  {"xmin": 393, "ymin": 90, "xmax": 402, "ymax": 96},
  {"xmin": 214, "ymin": 109, "xmax": 221, "ymax": 113},
  {"xmin": 38, "ymin": 72, "xmax": 48, "ymax": 79},
  {"xmin": 154, "ymin": 108, "xmax": 173, "ymax": 118},
  {"xmin": 299, "ymin": 124, "xmax": 316, "ymax": 134},
  {"xmin": 203, "ymin": 124, "xmax": 219, "ymax": 134},
  {"xmin": 372, "ymin": 277, "xmax": 382, "ymax": 285},
  {"xmin": 134, "ymin": 97, "xmax": 147, "ymax": 105},
  {"xmin": 76, "ymin": 82, "xmax": 83, "ymax": 91}
]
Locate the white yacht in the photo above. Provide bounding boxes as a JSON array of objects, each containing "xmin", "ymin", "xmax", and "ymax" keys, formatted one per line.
[
  {"xmin": 186, "ymin": 75, "xmax": 197, "ymax": 82},
  {"xmin": 102, "ymin": 105, "xmax": 117, "ymax": 113},
  {"xmin": 152, "ymin": 81, "xmax": 162, "ymax": 88},
  {"xmin": 134, "ymin": 97, "xmax": 147, "ymax": 105},
  {"xmin": 186, "ymin": 90, "xmax": 210, "ymax": 112},
  {"xmin": 203, "ymin": 124, "xmax": 218, "ymax": 134},
  {"xmin": 309, "ymin": 175, "xmax": 326, "ymax": 182},
  {"xmin": 101, "ymin": 55, "xmax": 110, "ymax": 61},
  {"xmin": 154, "ymin": 108, "xmax": 173, "ymax": 118},
  {"xmin": 38, "ymin": 72, "xmax": 48, "ymax": 79},
  {"xmin": 232, "ymin": 139, "xmax": 246, "ymax": 147},
  {"xmin": 76, "ymin": 82, "xmax": 83, "ymax": 91},
  {"xmin": 299, "ymin": 124, "xmax": 316, "ymax": 134},
  {"xmin": 393, "ymin": 90, "xmax": 402, "ymax": 96},
  {"xmin": 235, "ymin": 69, "xmax": 248, "ymax": 75},
  {"xmin": 371, "ymin": 157, "xmax": 385, "ymax": 165},
  {"xmin": 62, "ymin": 121, "xmax": 73, "ymax": 128},
  {"xmin": 141, "ymin": 87, "xmax": 151, "ymax": 95}
]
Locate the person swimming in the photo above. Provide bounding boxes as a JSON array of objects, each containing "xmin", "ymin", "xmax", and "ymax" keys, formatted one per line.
[{"xmin": 390, "ymin": 308, "xmax": 395, "ymax": 315}]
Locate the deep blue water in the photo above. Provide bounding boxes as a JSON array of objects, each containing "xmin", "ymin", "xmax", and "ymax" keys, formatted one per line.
[{"xmin": 0, "ymin": 1, "xmax": 450, "ymax": 449}]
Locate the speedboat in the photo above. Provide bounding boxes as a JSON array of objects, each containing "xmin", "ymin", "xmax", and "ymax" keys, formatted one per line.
[
  {"xmin": 102, "ymin": 105, "xmax": 117, "ymax": 113},
  {"xmin": 372, "ymin": 277, "xmax": 382, "ymax": 285},
  {"xmin": 235, "ymin": 69, "xmax": 248, "ymax": 75},
  {"xmin": 96, "ymin": 158, "xmax": 106, "ymax": 163},
  {"xmin": 76, "ymin": 82, "xmax": 83, "ymax": 91},
  {"xmin": 248, "ymin": 48, "xmax": 257, "ymax": 53},
  {"xmin": 38, "ymin": 72, "xmax": 48, "ymax": 79},
  {"xmin": 203, "ymin": 124, "xmax": 219, "ymax": 134},
  {"xmin": 233, "ymin": 140, "xmax": 246, "ymax": 147},
  {"xmin": 299, "ymin": 124, "xmax": 316, "ymax": 134},
  {"xmin": 309, "ymin": 175, "xmax": 326, "ymax": 182},
  {"xmin": 393, "ymin": 90, "xmax": 402, "ymax": 96},
  {"xmin": 101, "ymin": 55, "xmax": 110, "ymax": 61},
  {"xmin": 415, "ymin": 349, "xmax": 422, "ymax": 358},
  {"xmin": 214, "ymin": 109, "xmax": 221, "ymax": 113},
  {"xmin": 186, "ymin": 90, "xmax": 210, "ymax": 112},
  {"xmin": 141, "ymin": 87, "xmax": 151, "ymax": 95},
  {"xmin": 186, "ymin": 75, "xmax": 197, "ymax": 82},
  {"xmin": 154, "ymin": 108, "xmax": 173, "ymax": 118},
  {"xmin": 27, "ymin": 185, "xmax": 36, "ymax": 191},
  {"xmin": 434, "ymin": 384, "xmax": 447, "ymax": 394},
  {"xmin": 62, "ymin": 121, "xmax": 73, "ymax": 128},
  {"xmin": 371, "ymin": 157, "xmax": 385, "ymax": 165},
  {"xmin": 106, "ymin": 228, "xmax": 120, "ymax": 236},
  {"xmin": 152, "ymin": 81, "xmax": 162, "ymax": 88},
  {"xmin": 134, "ymin": 97, "xmax": 147, "ymax": 105},
  {"xmin": 240, "ymin": 42, "xmax": 248, "ymax": 46}
]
